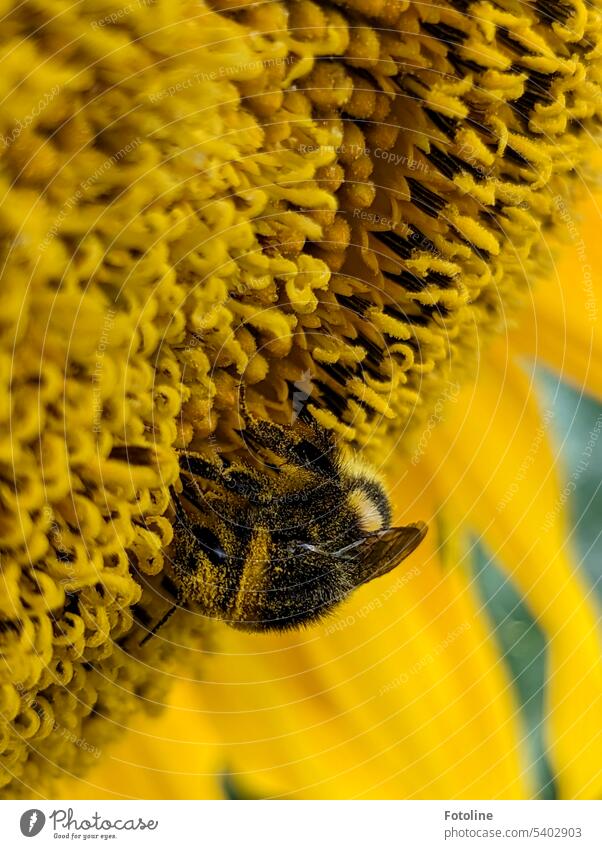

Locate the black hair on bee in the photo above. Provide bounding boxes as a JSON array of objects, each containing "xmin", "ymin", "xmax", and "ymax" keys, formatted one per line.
[{"xmin": 141, "ymin": 389, "xmax": 426, "ymax": 639}]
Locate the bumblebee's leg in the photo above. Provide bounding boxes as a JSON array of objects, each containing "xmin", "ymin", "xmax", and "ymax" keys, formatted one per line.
[
  {"xmin": 138, "ymin": 603, "xmax": 177, "ymax": 646},
  {"xmin": 177, "ymin": 452, "xmax": 224, "ymax": 483},
  {"xmin": 170, "ymin": 484, "xmax": 190, "ymax": 524},
  {"xmin": 238, "ymin": 384, "xmax": 336, "ymax": 475},
  {"xmin": 237, "ymin": 427, "xmax": 284, "ymax": 472},
  {"xmin": 186, "ymin": 464, "xmax": 267, "ymax": 507},
  {"xmin": 126, "ymin": 504, "xmax": 183, "ymax": 648},
  {"xmin": 177, "ymin": 451, "xmax": 268, "ymax": 503},
  {"xmin": 178, "ymin": 477, "xmax": 210, "ymax": 514},
  {"xmin": 237, "ymin": 383, "xmax": 292, "ymax": 456},
  {"xmin": 132, "ymin": 568, "xmax": 184, "ymax": 647}
]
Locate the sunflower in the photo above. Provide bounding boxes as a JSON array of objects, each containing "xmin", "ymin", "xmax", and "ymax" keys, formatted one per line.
[
  {"xmin": 56, "ymin": 190, "xmax": 602, "ymax": 801},
  {"xmin": 1, "ymin": 0, "xmax": 601, "ymax": 799}
]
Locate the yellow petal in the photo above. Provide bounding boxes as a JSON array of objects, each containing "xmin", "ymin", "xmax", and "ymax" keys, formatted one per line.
[
  {"xmin": 422, "ymin": 352, "xmax": 602, "ymax": 798},
  {"xmin": 510, "ymin": 191, "xmax": 602, "ymax": 401},
  {"xmin": 55, "ymin": 683, "xmax": 224, "ymax": 801}
]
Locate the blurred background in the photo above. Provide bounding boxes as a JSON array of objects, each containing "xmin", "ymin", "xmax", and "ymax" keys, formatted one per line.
[{"xmin": 475, "ymin": 371, "xmax": 602, "ymax": 799}]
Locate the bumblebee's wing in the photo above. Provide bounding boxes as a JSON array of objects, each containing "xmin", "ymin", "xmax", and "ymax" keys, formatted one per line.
[{"xmin": 334, "ymin": 522, "xmax": 427, "ymax": 584}]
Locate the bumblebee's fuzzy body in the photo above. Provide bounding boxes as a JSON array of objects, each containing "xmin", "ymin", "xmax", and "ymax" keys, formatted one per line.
[{"xmin": 159, "ymin": 402, "xmax": 426, "ymax": 633}]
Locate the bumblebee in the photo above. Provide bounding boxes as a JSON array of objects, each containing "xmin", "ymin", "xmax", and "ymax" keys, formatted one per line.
[{"xmin": 141, "ymin": 396, "xmax": 426, "ymax": 639}]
